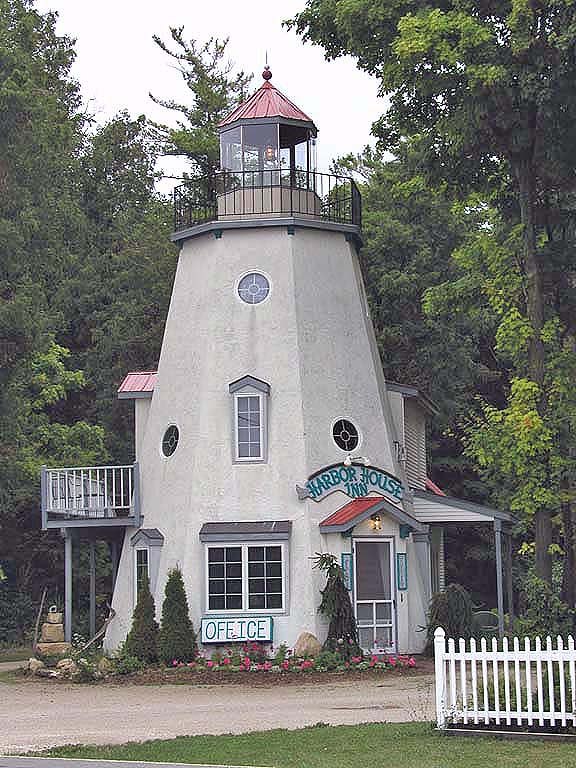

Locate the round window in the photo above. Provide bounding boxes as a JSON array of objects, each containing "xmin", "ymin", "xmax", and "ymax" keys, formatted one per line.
[
  {"xmin": 332, "ymin": 419, "xmax": 359, "ymax": 452},
  {"xmin": 237, "ymin": 272, "xmax": 270, "ymax": 305},
  {"xmin": 162, "ymin": 425, "xmax": 179, "ymax": 457}
]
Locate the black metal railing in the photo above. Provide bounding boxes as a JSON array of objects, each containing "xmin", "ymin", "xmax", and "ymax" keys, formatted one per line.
[{"xmin": 174, "ymin": 170, "xmax": 362, "ymax": 231}]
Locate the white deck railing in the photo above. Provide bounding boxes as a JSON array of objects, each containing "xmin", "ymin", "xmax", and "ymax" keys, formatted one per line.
[
  {"xmin": 434, "ymin": 626, "xmax": 576, "ymax": 729},
  {"xmin": 41, "ymin": 464, "xmax": 140, "ymax": 526}
]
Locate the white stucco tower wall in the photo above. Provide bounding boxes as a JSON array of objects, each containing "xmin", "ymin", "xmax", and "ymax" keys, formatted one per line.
[{"xmin": 106, "ymin": 218, "xmax": 426, "ymax": 651}]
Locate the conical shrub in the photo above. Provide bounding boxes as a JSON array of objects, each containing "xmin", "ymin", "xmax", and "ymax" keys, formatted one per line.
[
  {"xmin": 158, "ymin": 567, "xmax": 197, "ymax": 665},
  {"xmin": 124, "ymin": 572, "xmax": 159, "ymax": 664}
]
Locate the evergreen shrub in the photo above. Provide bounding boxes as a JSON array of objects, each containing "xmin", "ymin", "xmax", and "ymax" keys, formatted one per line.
[
  {"xmin": 158, "ymin": 567, "xmax": 197, "ymax": 665},
  {"xmin": 313, "ymin": 552, "xmax": 362, "ymax": 659},
  {"xmin": 124, "ymin": 573, "xmax": 158, "ymax": 663},
  {"xmin": 425, "ymin": 583, "xmax": 476, "ymax": 654}
]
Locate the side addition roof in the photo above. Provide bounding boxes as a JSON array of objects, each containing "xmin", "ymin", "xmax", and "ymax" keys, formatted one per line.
[
  {"xmin": 413, "ymin": 490, "xmax": 512, "ymax": 524},
  {"xmin": 386, "ymin": 381, "xmax": 439, "ymax": 417},
  {"xmin": 118, "ymin": 371, "xmax": 157, "ymax": 400}
]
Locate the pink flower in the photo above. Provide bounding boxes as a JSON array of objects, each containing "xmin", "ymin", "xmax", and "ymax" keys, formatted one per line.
[
  {"xmin": 243, "ymin": 657, "xmax": 251, "ymax": 667},
  {"xmin": 187, "ymin": 662, "xmax": 196, "ymax": 668},
  {"xmin": 172, "ymin": 659, "xmax": 179, "ymax": 667},
  {"xmin": 408, "ymin": 657, "xmax": 416, "ymax": 667},
  {"xmin": 222, "ymin": 657, "xmax": 231, "ymax": 665},
  {"xmin": 389, "ymin": 656, "xmax": 396, "ymax": 666},
  {"xmin": 281, "ymin": 660, "xmax": 290, "ymax": 671},
  {"xmin": 351, "ymin": 656, "xmax": 362, "ymax": 664},
  {"xmin": 206, "ymin": 660, "xmax": 214, "ymax": 668},
  {"xmin": 371, "ymin": 655, "xmax": 379, "ymax": 663},
  {"xmin": 263, "ymin": 661, "xmax": 272, "ymax": 671}
]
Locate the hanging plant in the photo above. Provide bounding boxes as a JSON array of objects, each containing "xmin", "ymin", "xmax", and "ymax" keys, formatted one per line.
[{"xmin": 313, "ymin": 552, "xmax": 361, "ymax": 659}]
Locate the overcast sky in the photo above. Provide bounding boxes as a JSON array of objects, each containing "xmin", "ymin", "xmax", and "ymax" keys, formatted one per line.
[{"xmin": 35, "ymin": 0, "xmax": 386, "ymax": 194}]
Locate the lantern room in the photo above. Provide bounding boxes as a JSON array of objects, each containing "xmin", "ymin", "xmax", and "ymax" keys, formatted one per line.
[{"xmin": 218, "ymin": 66, "xmax": 317, "ymax": 187}]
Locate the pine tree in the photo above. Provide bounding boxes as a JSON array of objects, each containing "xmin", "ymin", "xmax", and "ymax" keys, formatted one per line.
[
  {"xmin": 158, "ymin": 567, "xmax": 197, "ymax": 665},
  {"xmin": 124, "ymin": 573, "xmax": 159, "ymax": 663},
  {"xmin": 313, "ymin": 553, "xmax": 361, "ymax": 659}
]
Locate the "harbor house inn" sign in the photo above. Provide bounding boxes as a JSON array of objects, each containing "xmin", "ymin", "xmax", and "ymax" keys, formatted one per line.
[{"xmin": 297, "ymin": 463, "xmax": 404, "ymax": 504}]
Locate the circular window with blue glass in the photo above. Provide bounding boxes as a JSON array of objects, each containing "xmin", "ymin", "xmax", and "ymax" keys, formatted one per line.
[{"xmin": 237, "ymin": 272, "xmax": 270, "ymax": 305}]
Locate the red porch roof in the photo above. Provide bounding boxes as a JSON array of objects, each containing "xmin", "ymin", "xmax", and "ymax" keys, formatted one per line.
[
  {"xmin": 320, "ymin": 498, "xmax": 383, "ymax": 529},
  {"xmin": 219, "ymin": 69, "xmax": 316, "ymax": 133},
  {"xmin": 118, "ymin": 371, "xmax": 157, "ymax": 399}
]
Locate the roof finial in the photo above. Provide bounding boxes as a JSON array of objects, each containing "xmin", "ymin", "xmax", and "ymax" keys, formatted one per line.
[{"xmin": 262, "ymin": 54, "xmax": 272, "ymax": 81}]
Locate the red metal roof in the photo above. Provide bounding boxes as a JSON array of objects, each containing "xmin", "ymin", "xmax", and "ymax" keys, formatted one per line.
[
  {"xmin": 425, "ymin": 477, "xmax": 447, "ymax": 497},
  {"xmin": 219, "ymin": 70, "xmax": 316, "ymax": 131},
  {"xmin": 118, "ymin": 371, "xmax": 157, "ymax": 396},
  {"xmin": 320, "ymin": 498, "xmax": 383, "ymax": 528}
]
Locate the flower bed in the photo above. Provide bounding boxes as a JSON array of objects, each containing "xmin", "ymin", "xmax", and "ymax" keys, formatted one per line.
[{"xmin": 166, "ymin": 641, "xmax": 417, "ymax": 674}]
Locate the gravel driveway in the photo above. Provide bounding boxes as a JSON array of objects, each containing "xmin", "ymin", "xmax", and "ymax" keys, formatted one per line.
[{"xmin": 0, "ymin": 674, "xmax": 434, "ymax": 753}]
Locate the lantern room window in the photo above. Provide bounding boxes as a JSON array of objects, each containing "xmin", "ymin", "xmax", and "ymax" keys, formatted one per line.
[{"xmin": 220, "ymin": 123, "xmax": 316, "ymax": 187}]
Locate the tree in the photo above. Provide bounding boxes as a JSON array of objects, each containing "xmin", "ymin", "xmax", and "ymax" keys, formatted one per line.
[
  {"xmin": 289, "ymin": 0, "xmax": 576, "ymax": 584},
  {"xmin": 158, "ymin": 568, "xmax": 197, "ymax": 665},
  {"xmin": 150, "ymin": 31, "xmax": 251, "ymax": 186},
  {"xmin": 313, "ymin": 553, "xmax": 361, "ymax": 658},
  {"xmin": 124, "ymin": 573, "xmax": 159, "ymax": 664},
  {"xmin": 0, "ymin": 0, "xmax": 98, "ymax": 596}
]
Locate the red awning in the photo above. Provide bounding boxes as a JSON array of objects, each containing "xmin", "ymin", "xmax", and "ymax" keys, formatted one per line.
[
  {"xmin": 319, "ymin": 498, "xmax": 384, "ymax": 529},
  {"xmin": 118, "ymin": 371, "xmax": 157, "ymax": 399}
]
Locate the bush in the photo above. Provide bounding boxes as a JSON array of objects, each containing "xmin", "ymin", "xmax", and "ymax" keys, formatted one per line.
[
  {"xmin": 0, "ymin": 585, "xmax": 35, "ymax": 645},
  {"xmin": 124, "ymin": 573, "xmax": 159, "ymax": 663},
  {"xmin": 112, "ymin": 643, "xmax": 146, "ymax": 675},
  {"xmin": 425, "ymin": 583, "xmax": 476, "ymax": 654},
  {"xmin": 313, "ymin": 553, "xmax": 361, "ymax": 659},
  {"xmin": 516, "ymin": 575, "xmax": 576, "ymax": 639},
  {"xmin": 158, "ymin": 568, "xmax": 197, "ymax": 665}
]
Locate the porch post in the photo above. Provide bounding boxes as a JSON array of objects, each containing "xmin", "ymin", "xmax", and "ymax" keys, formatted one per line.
[
  {"xmin": 64, "ymin": 531, "xmax": 73, "ymax": 643},
  {"xmin": 494, "ymin": 519, "xmax": 505, "ymax": 638},
  {"xmin": 505, "ymin": 529, "xmax": 515, "ymax": 633},
  {"xmin": 110, "ymin": 540, "xmax": 119, "ymax": 592},
  {"xmin": 89, "ymin": 541, "xmax": 96, "ymax": 639}
]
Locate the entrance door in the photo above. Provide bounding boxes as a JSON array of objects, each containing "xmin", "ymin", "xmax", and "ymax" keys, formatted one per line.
[{"xmin": 354, "ymin": 539, "xmax": 396, "ymax": 653}]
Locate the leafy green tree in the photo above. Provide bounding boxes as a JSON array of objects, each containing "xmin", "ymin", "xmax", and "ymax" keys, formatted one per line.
[
  {"xmin": 289, "ymin": 0, "xmax": 576, "ymax": 584},
  {"xmin": 158, "ymin": 568, "xmax": 197, "ymax": 665},
  {"xmin": 125, "ymin": 572, "xmax": 159, "ymax": 664},
  {"xmin": 150, "ymin": 31, "xmax": 251, "ymax": 186}
]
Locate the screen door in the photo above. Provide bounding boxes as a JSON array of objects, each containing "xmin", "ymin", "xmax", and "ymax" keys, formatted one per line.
[{"xmin": 354, "ymin": 539, "xmax": 396, "ymax": 653}]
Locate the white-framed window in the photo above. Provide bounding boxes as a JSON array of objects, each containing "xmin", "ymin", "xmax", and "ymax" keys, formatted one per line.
[
  {"xmin": 206, "ymin": 543, "xmax": 286, "ymax": 613},
  {"xmin": 134, "ymin": 547, "xmax": 149, "ymax": 605},
  {"xmin": 234, "ymin": 393, "xmax": 264, "ymax": 461},
  {"xmin": 229, "ymin": 376, "xmax": 270, "ymax": 464}
]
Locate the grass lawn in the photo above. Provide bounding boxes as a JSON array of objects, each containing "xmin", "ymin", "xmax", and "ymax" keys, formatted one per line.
[
  {"xmin": 42, "ymin": 722, "xmax": 576, "ymax": 768},
  {"xmin": 0, "ymin": 646, "xmax": 32, "ymax": 662}
]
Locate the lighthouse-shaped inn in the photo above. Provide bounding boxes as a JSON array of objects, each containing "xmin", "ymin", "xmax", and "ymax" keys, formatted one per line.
[{"xmin": 41, "ymin": 67, "xmax": 514, "ymax": 654}]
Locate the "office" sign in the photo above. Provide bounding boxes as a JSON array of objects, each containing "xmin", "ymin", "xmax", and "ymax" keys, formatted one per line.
[{"xmin": 200, "ymin": 616, "xmax": 273, "ymax": 644}]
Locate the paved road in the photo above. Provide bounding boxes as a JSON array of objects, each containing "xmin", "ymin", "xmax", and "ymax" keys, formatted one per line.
[{"xmin": 0, "ymin": 674, "xmax": 434, "ymax": 753}]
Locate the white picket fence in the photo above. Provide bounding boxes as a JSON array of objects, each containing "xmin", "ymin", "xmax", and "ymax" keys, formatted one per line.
[{"xmin": 434, "ymin": 626, "xmax": 576, "ymax": 729}]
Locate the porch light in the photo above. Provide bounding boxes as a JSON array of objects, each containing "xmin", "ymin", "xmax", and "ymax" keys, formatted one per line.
[{"xmin": 370, "ymin": 513, "xmax": 382, "ymax": 532}]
